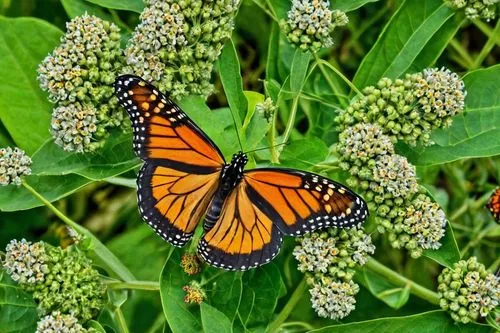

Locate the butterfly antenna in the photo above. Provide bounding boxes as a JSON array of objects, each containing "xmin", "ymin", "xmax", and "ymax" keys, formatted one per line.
[
  {"xmin": 243, "ymin": 142, "xmax": 290, "ymax": 155},
  {"xmin": 228, "ymin": 109, "xmax": 244, "ymax": 152}
]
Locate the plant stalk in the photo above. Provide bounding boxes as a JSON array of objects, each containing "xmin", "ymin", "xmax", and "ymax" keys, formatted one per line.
[
  {"xmin": 106, "ymin": 280, "xmax": 160, "ymax": 291},
  {"xmin": 269, "ymin": 278, "xmax": 308, "ymax": 332},
  {"xmin": 364, "ymin": 257, "xmax": 440, "ymax": 305}
]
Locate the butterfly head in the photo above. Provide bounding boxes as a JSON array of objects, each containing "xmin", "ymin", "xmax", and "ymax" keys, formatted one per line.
[{"xmin": 219, "ymin": 152, "xmax": 248, "ymax": 193}]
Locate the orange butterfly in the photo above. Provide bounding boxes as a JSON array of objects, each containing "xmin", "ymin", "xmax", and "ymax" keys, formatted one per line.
[{"xmin": 114, "ymin": 75, "xmax": 368, "ymax": 270}]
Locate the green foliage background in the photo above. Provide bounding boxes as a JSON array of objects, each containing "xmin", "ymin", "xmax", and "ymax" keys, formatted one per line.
[{"xmin": 0, "ymin": 0, "xmax": 499, "ymax": 332}]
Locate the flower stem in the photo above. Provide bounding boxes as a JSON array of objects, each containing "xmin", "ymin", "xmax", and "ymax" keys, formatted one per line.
[
  {"xmin": 22, "ymin": 181, "xmax": 136, "ymax": 282},
  {"xmin": 313, "ymin": 53, "xmax": 363, "ymax": 99},
  {"xmin": 115, "ymin": 306, "xmax": 130, "ymax": 333},
  {"xmin": 105, "ymin": 280, "xmax": 160, "ymax": 291},
  {"xmin": 448, "ymin": 39, "xmax": 475, "ymax": 70},
  {"xmin": 473, "ymin": 19, "xmax": 500, "ymax": 68},
  {"xmin": 280, "ymin": 93, "xmax": 300, "ymax": 149},
  {"xmin": 364, "ymin": 257, "xmax": 440, "ymax": 305},
  {"xmin": 472, "ymin": 19, "xmax": 500, "ymax": 47},
  {"xmin": 268, "ymin": 278, "xmax": 308, "ymax": 332}
]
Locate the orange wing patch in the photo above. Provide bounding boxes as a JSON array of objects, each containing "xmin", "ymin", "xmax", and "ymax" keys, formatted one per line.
[
  {"xmin": 198, "ymin": 181, "xmax": 283, "ymax": 270},
  {"xmin": 114, "ymin": 75, "xmax": 225, "ymax": 170},
  {"xmin": 138, "ymin": 163, "xmax": 220, "ymax": 247},
  {"xmin": 244, "ymin": 169, "xmax": 368, "ymax": 236}
]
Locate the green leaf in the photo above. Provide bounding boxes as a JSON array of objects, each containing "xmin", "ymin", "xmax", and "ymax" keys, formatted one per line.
[
  {"xmin": 353, "ymin": 0, "xmax": 455, "ymax": 88},
  {"xmin": 309, "ymin": 310, "xmax": 492, "ymax": 333},
  {"xmin": 87, "ymin": 320, "xmax": 107, "ymax": 333},
  {"xmin": 290, "ymin": 50, "xmax": 311, "ymax": 93},
  {"xmin": 335, "ymin": 0, "xmax": 380, "ymax": 12},
  {"xmin": 219, "ymin": 39, "xmax": 247, "ymax": 136},
  {"xmin": 61, "ymin": 0, "xmax": 114, "ymax": 21},
  {"xmin": 0, "ymin": 270, "xmax": 38, "ymax": 333},
  {"xmin": 160, "ymin": 249, "xmax": 202, "ymax": 333},
  {"xmin": 0, "ymin": 174, "xmax": 91, "ymax": 211},
  {"xmin": 423, "ymin": 222, "xmax": 460, "ymax": 268},
  {"xmin": 238, "ymin": 263, "xmax": 285, "ymax": 330},
  {"xmin": 200, "ymin": 303, "xmax": 232, "ymax": 333},
  {"xmin": 0, "ymin": 17, "xmax": 62, "ymax": 154},
  {"xmin": 280, "ymin": 137, "xmax": 329, "ymax": 170},
  {"xmin": 207, "ymin": 272, "xmax": 242, "ymax": 323},
  {"xmin": 84, "ymin": 0, "xmax": 144, "ymax": 13},
  {"xmin": 243, "ymin": 91, "xmax": 270, "ymax": 151},
  {"xmin": 30, "ymin": 132, "xmax": 139, "ymax": 180},
  {"xmin": 361, "ymin": 268, "xmax": 411, "ymax": 309},
  {"xmin": 402, "ymin": 65, "xmax": 500, "ymax": 166}
]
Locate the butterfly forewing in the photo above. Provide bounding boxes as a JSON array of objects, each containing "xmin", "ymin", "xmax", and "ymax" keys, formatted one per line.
[
  {"xmin": 114, "ymin": 75, "xmax": 225, "ymax": 170},
  {"xmin": 244, "ymin": 168, "xmax": 368, "ymax": 236},
  {"xmin": 114, "ymin": 75, "xmax": 225, "ymax": 246}
]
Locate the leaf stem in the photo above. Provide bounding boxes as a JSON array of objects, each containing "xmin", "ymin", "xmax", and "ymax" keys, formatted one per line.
[
  {"xmin": 472, "ymin": 19, "xmax": 500, "ymax": 47},
  {"xmin": 268, "ymin": 278, "xmax": 308, "ymax": 332},
  {"xmin": 22, "ymin": 181, "xmax": 135, "ymax": 282},
  {"xmin": 252, "ymin": 0, "xmax": 278, "ymax": 23},
  {"xmin": 105, "ymin": 280, "xmax": 160, "ymax": 291},
  {"xmin": 364, "ymin": 257, "xmax": 440, "ymax": 305},
  {"xmin": 280, "ymin": 93, "xmax": 300, "ymax": 149}
]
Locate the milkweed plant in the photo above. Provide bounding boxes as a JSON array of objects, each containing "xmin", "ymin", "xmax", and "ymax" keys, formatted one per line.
[{"xmin": 0, "ymin": 0, "xmax": 499, "ymax": 332}]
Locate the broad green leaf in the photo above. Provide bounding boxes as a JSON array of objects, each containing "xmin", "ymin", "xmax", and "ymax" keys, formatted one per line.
[
  {"xmin": 335, "ymin": 0, "xmax": 380, "ymax": 12},
  {"xmin": 61, "ymin": 0, "xmax": 114, "ymax": 21},
  {"xmin": 30, "ymin": 131, "xmax": 139, "ymax": 180},
  {"xmin": 353, "ymin": 0, "xmax": 455, "ymax": 88},
  {"xmin": 84, "ymin": 0, "xmax": 144, "ymax": 13},
  {"xmin": 0, "ymin": 17, "xmax": 62, "ymax": 154},
  {"xmin": 290, "ymin": 50, "xmax": 311, "ymax": 93},
  {"xmin": 0, "ymin": 174, "xmax": 91, "ymax": 211},
  {"xmin": 207, "ymin": 272, "xmax": 242, "ymax": 323},
  {"xmin": 362, "ymin": 268, "xmax": 411, "ymax": 309},
  {"xmin": 0, "ymin": 123, "xmax": 14, "ymax": 147},
  {"xmin": 238, "ymin": 263, "xmax": 285, "ymax": 330},
  {"xmin": 280, "ymin": 137, "xmax": 329, "ymax": 170},
  {"xmin": 160, "ymin": 249, "xmax": 202, "ymax": 333},
  {"xmin": 219, "ymin": 39, "xmax": 247, "ymax": 132},
  {"xmin": 423, "ymin": 222, "xmax": 460, "ymax": 268},
  {"xmin": 310, "ymin": 310, "xmax": 492, "ymax": 333},
  {"xmin": 0, "ymin": 270, "xmax": 38, "ymax": 333},
  {"xmin": 178, "ymin": 96, "xmax": 239, "ymax": 159},
  {"xmin": 200, "ymin": 303, "xmax": 232, "ymax": 333},
  {"xmin": 402, "ymin": 65, "xmax": 500, "ymax": 166}
]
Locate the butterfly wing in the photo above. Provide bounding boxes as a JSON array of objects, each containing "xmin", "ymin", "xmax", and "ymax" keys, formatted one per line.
[
  {"xmin": 198, "ymin": 181, "xmax": 283, "ymax": 270},
  {"xmin": 114, "ymin": 75, "xmax": 225, "ymax": 246},
  {"xmin": 114, "ymin": 74, "xmax": 225, "ymax": 170},
  {"xmin": 243, "ymin": 168, "xmax": 368, "ymax": 236}
]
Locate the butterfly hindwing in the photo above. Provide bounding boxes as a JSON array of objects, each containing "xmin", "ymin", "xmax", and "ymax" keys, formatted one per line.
[
  {"xmin": 114, "ymin": 75, "xmax": 225, "ymax": 170},
  {"xmin": 244, "ymin": 168, "xmax": 368, "ymax": 236},
  {"xmin": 198, "ymin": 181, "xmax": 283, "ymax": 270},
  {"xmin": 138, "ymin": 162, "xmax": 221, "ymax": 246}
]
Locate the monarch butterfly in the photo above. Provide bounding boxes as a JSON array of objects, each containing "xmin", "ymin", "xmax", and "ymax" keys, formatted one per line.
[
  {"xmin": 114, "ymin": 75, "xmax": 368, "ymax": 271},
  {"xmin": 487, "ymin": 187, "xmax": 500, "ymax": 222}
]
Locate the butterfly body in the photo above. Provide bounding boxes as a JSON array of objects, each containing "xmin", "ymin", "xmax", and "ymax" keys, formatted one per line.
[{"xmin": 114, "ymin": 74, "xmax": 369, "ymax": 271}]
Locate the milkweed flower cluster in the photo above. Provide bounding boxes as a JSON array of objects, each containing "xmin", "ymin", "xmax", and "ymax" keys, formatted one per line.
[
  {"xmin": 3, "ymin": 240, "xmax": 106, "ymax": 322},
  {"xmin": 183, "ymin": 281, "xmax": 206, "ymax": 304},
  {"xmin": 256, "ymin": 97, "xmax": 278, "ymax": 123},
  {"xmin": 444, "ymin": 0, "xmax": 499, "ymax": 21},
  {"xmin": 438, "ymin": 257, "xmax": 499, "ymax": 323},
  {"xmin": 293, "ymin": 227, "xmax": 375, "ymax": 319},
  {"xmin": 336, "ymin": 68, "xmax": 466, "ymax": 146},
  {"xmin": 0, "ymin": 147, "xmax": 32, "ymax": 186},
  {"xmin": 124, "ymin": 0, "xmax": 241, "ymax": 99},
  {"xmin": 181, "ymin": 253, "xmax": 202, "ymax": 275},
  {"xmin": 281, "ymin": 0, "xmax": 348, "ymax": 52},
  {"xmin": 36, "ymin": 312, "xmax": 87, "ymax": 333},
  {"xmin": 38, "ymin": 13, "xmax": 125, "ymax": 153}
]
